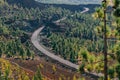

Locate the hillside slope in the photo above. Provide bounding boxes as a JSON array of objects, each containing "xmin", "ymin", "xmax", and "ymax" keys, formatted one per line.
[
  {"xmin": 6, "ymin": 0, "xmax": 46, "ymax": 8},
  {"xmin": 0, "ymin": 58, "xmax": 34, "ymax": 80}
]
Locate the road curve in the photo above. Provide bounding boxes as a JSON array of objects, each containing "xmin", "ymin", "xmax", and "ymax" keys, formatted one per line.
[
  {"xmin": 31, "ymin": 7, "xmax": 105, "ymax": 77},
  {"xmin": 53, "ymin": 7, "xmax": 89, "ymax": 24},
  {"xmin": 31, "ymin": 26, "xmax": 79, "ymax": 69},
  {"xmin": 80, "ymin": 7, "xmax": 89, "ymax": 14},
  {"xmin": 31, "ymin": 7, "xmax": 90, "ymax": 70}
]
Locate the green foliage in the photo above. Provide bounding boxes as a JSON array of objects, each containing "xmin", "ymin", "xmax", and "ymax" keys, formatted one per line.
[
  {"xmin": 79, "ymin": 62, "xmax": 85, "ymax": 74},
  {"xmin": 23, "ymin": 75, "xmax": 30, "ymax": 80},
  {"xmin": 33, "ymin": 67, "xmax": 43, "ymax": 80},
  {"xmin": 4, "ymin": 65, "xmax": 10, "ymax": 80},
  {"xmin": 113, "ymin": 0, "xmax": 120, "ymax": 39},
  {"xmin": 0, "ymin": 0, "xmax": 119, "ymax": 79},
  {"xmin": 108, "ymin": 67, "xmax": 115, "ymax": 78},
  {"xmin": 86, "ymin": 64, "xmax": 92, "ymax": 72},
  {"xmin": 80, "ymin": 48, "xmax": 88, "ymax": 61},
  {"xmin": 116, "ymin": 49, "xmax": 120, "ymax": 63},
  {"xmin": 95, "ymin": 7, "xmax": 104, "ymax": 19},
  {"xmin": 0, "ymin": 58, "xmax": 34, "ymax": 80},
  {"xmin": 0, "ymin": 25, "xmax": 9, "ymax": 35},
  {"xmin": 114, "ymin": 43, "xmax": 120, "ymax": 63},
  {"xmin": 0, "ymin": 1, "xmax": 68, "ymax": 59},
  {"xmin": 116, "ymin": 64, "xmax": 120, "ymax": 79},
  {"xmin": 114, "ymin": 7, "xmax": 120, "ymax": 17},
  {"xmin": 45, "ymin": 13, "xmax": 109, "ymax": 64},
  {"xmin": 98, "ymin": 76, "xmax": 104, "ymax": 80},
  {"xmin": 114, "ymin": 0, "xmax": 120, "ymax": 9}
]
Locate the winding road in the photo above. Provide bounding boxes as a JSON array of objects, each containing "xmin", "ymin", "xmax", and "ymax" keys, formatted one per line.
[
  {"xmin": 31, "ymin": 26, "xmax": 79, "ymax": 69},
  {"xmin": 54, "ymin": 7, "xmax": 89, "ymax": 24},
  {"xmin": 31, "ymin": 7, "xmax": 105, "ymax": 77},
  {"xmin": 31, "ymin": 7, "xmax": 89, "ymax": 70}
]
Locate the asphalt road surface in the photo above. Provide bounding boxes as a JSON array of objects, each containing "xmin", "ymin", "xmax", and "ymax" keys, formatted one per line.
[
  {"xmin": 31, "ymin": 7, "xmax": 90, "ymax": 70},
  {"xmin": 31, "ymin": 26, "xmax": 79, "ymax": 69}
]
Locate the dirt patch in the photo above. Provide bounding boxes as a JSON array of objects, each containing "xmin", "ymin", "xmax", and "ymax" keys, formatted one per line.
[{"xmin": 8, "ymin": 57, "xmax": 80, "ymax": 80}]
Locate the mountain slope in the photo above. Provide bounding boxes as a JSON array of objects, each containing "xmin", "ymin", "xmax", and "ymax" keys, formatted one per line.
[
  {"xmin": 35, "ymin": 0, "xmax": 102, "ymax": 4},
  {"xmin": 6, "ymin": 0, "xmax": 46, "ymax": 8}
]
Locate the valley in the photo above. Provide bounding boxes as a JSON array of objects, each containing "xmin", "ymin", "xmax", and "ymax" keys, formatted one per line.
[{"xmin": 0, "ymin": 0, "xmax": 120, "ymax": 80}]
